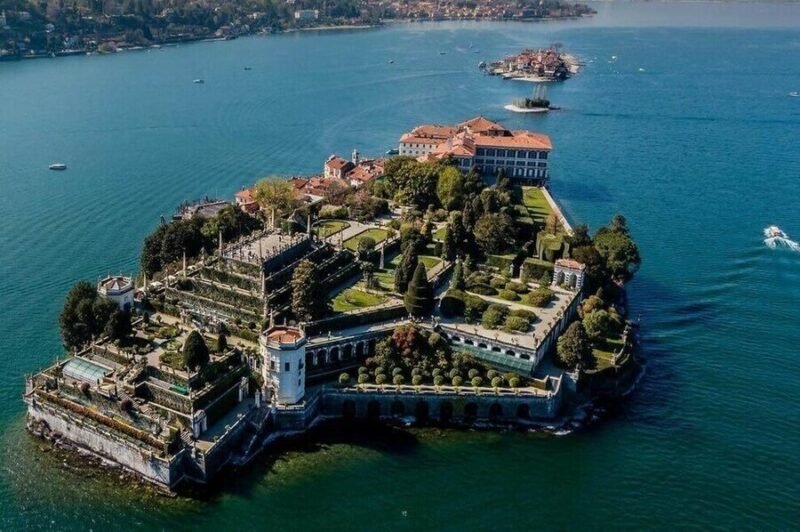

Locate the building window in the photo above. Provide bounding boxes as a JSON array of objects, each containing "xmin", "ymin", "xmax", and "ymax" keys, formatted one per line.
[
  {"xmin": 270, "ymin": 360, "xmax": 275, "ymax": 370},
  {"xmin": 486, "ymin": 149, "xmax": 496, "ymax": 157},
  {"xmin": 284, "ymin": 362, "xmax": 290, "ymax": 372},
  {"xmin": 496, "ymin": 149, "xmax": 505, "ymax": 157},
  {"xmin": 516, "ymin": 160, "xmax": 525, "ymax": 166},
  {"xmin": 527, "ymin": 161, "xmax": 536, "ymax": 167},
  {"xmin": 476, "ymin": 148, "xmax": 485, "ymax": 156},
  {"xmin": 517, "ymin": 150, "xmax": 526, "ymax": 158},
  {"xmin": 540, "ymin": 151, "xmax": 548, "ymax": 160},
  {"xmin": 538, "ymin": 162, "xmax": 546, "ymax": 168}
]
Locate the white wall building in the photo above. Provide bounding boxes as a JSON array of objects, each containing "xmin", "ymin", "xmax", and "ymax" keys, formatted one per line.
[
  {"xmin": 97, "ymin": 275, "xmax": 135, "ymax": 311},
  {"xmin": 260, "ymin": 326, "xmax": 307, "ymax": 405}
]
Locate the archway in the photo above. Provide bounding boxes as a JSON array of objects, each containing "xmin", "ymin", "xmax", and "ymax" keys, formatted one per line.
[
  {"xmin": 415, "ymin": 401, "xmax": 429, "ymax": 423},
  {"xmin": 568, "ymin": 273, "xmax": 577, "ymax": 289},
  {"xmin": 342, "ymin": 400, "xmax": 356, "ymax": 418},
  {"xmin": 331, "ymin": 347, "xmax": 340, "ymax": 362},
  {"xmin": 356, "ymin": 342, "xmax": 365, "ymax": 358},
  {"xmin": 554, "ymin": 270, "xmax": 565, "ymax": 286},
  {"xmin": 306, "ymin": 352, "xmax": 314, "ymax": 368},
  {"xmin": 343, "ymin": 344, "xmax": 353, "ymax": 359},
  {"xmin": 516, "ymin": 404, "xmax": 530, "ymax": 420},
  {"xmin": 439, "ymin": 401, "xmax": 453, "ymax": 424},
  {"xmin": 464, "ymin": 402, "xmax": 478, "ymax": 423},
  {"xmin": 391, "ymin": 400, "xmax": 405, "ymax": 417},
  {"xmin": 489, "ymin": 403, "xmax": 503, "ymax": 422},
  {"xmin": 367, "ymin": 339, "xmax": 377, "ymax": 356},
  {"xmin": 367, "ymin": 400, "xmax": 381, "ymax": 419}
]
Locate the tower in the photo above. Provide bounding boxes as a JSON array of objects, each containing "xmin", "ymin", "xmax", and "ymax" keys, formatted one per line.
[
  {"xmin": 260, "ymin": 326, "xmax": 307, "ymax": 405},
  {"xmin": 351, "ymin": 148, "xmax": 360, "ymax": 165}
]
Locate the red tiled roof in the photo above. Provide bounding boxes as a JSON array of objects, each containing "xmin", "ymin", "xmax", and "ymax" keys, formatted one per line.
[{"xmin": 555, "ymin": 259, "xmax": 585, "ymax": 270}]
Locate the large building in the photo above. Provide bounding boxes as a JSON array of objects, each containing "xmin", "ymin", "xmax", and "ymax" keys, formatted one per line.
[{"xmin": 398, "ymin": 116, "xmax": 552, "ymax": 184}]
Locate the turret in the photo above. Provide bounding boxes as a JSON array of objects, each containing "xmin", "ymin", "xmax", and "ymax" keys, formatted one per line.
[{"xmin": 259, "ymin": 326, "xmax": 307, "ymax": 405}]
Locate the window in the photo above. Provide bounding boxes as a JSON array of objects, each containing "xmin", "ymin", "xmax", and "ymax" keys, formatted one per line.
[
  {"xmin": 298, "ymin": 378, "xmax": 302, "ymax": 386},
  {"xmin": 486, "ymin": 149, "xmax": 496, "ymax": 157},
  {"xmin": 539, "ymin": 151, "xmax": 548, "ymax": 160},
  {"xmin": 270, "ymin": 360, "xmax": 275, "ymax": 370},
  {"xmin": 538, "ymin": 162, "xmax": 546, "ymax": 168},
  {"xmin": 527, "ymin": 161, "xmax": 536, "ymax": 167},
  {"xmin": 476, "ymin": 148, "xmax": 485, "ymax": 156},
  {"xmin": 516, "ymin": 160, "xmax": 525, "ymax": 166},
  {"xmin": 284, "ymin": 362, "xmax": 290, "ymax": 372},
  {"xmin": 517, "ymin": 150, "xmax": 526, "ymax": 158},
  {"xmin": 496, "ymin": 149, "xmax": 506, "ymax": 158}
]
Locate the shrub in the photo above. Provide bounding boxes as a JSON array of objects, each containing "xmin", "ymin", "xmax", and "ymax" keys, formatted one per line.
[
  {"xmin": 434, "ymin": 375, "xmax": 445, "ymax": 386},
  {"xmin": 468, "ymin": 368, "xmax": 480, "ymax": 379},
  {"xmin": 392, "ymin": 367, "xmax": 403, "ymax": 376},
  {"xmin": 358, "ymin": 373, "xmax": 370, "ymax": 384},
  {"xmin": 448, "ymin": 368, "xmax": 461, "ymax": 379},
  {"xmin": 464, "ymin": 294, "xmax": 490, "ymax": 323},
  {"xmin": 505, "ymin": 281, "xmax": 528, "ymax": 294},
  {"xmin": 498, "ymin": 289, "xmax": 520, "ymax": 301},
  {"xmin": 509, "ymin": 377, "xmax": 520, "ymax": 388},
  {"xmin": 412, "ymin": 375, "xmax": 423, "ymax": 386},
  {"xmin": 183, "ymin": 331, "xmax": 210, "ymax": 371},
  {"xmin": 358, "ymin": 366, "xmax": 368, "ymax": 375},
  {"xmin": 440, "ymin": 289, "xmax": 466, "ymax": 318},
  {"xmin": 376, "ymin": 374, "xmax": 388, "ymax": 385},
  {"xmin": 339, "ymin": 373, "xmax": 350, "ymax": 385},
  {"xmin": 487, "ymin": 369, "xmax": 498, "ymax": 380},
  {"xmin": 481, "ymin": 304, "xmax": 508, "ymax": 329},
  {"xmin": 156, "ymin": 326, "xmax": 176, "ymax": 338},
  {"xmin": 452, "ymin": 376, "xmax": 463, "ymax": 386},
  {"xmin": 466, "ymin": 271, "xmax": 491, "ymax": 287},
  {"xmin": 521, "ymin": 258, "xmax": 554, "ymax": 280},
  {"xmin": 393, "ymin": 374, "xmax": 405, "ymax": 385},
  {"xmin": 503, "ymin": 316, "xmax": 530, "ymax": 333},
  {"xmin": 525, "ymin": 287, "xmax": 555, "ymax": 307},
  {"xmin": 509, "ymin": 308, "xmax": 536, "ymax": 320},
  {"xmin": 432, "ymin": 368, "xmax": 442, "ymax": 377},
  {"xmin": 375, "ymin": 366, "xmax": 386, "ymax": 375},
  {"xmin": 470, "ymin": 284, "xmax": 498, "ymax": 296},
  {"xmin": 471, "ymin": 376, "xmax": 483, "ymax": 387},
  {"xmin": 411, "ymin": 367, "xmax": 422, "ymax": 376},
  {"xmin": 489, "ymin": 277, "xmax": 507, "ymax": 289},
  {"xmin": 491, "ymin": 376, "xmax": 503, "ymax": 388}
]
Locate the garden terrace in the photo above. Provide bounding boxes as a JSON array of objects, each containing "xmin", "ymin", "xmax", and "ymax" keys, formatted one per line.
[
  {"xmin": 314, "ymin": 220, "xmax": 350, "ymax": 239},
  {"xmin": 520, "ymin": 186, "xmax": 554, "ymax": 226},
  {"xmin": 332, "ymin": 288, "xmax": 391, "ymax": 313},
  {"xmin": 163, "ymin": 286, "xmax": 262, "ymax": 323},
  {"xmin": 343, "ymin": 228, "xmax": 390, "ymax": 251},
  {"xmin": 199, "ymin": 264, "xmax": 261, "ymax": 293},
  {"xmin": 263, "ymin": 244, "xmax": 335, "ymax": 290},
  {"xmin": 224, "ymin": 232, "xmax": 312, "ymax": 269}
]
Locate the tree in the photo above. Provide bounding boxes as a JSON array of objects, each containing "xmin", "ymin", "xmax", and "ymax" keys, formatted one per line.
[
  {"xmin": 183, "ymin": 330, "xmax": 210, "ymax": 371},
  {"xmin": 556, "ymin": 322, "xmax": 593, "ymax": 370},
  {"xmin": 60, "ymin": 281, "xmax": 117, "ymax": 349},
  {"xmin": 583, "ymin": 309, "xmax": 613, "ymax": 341},
  {"xmin": 356, "ymin": 236, "xmax": 376, "ymax": 259},
  {"xmin": 253, "ymin": 176, "xmax": 299, "ymax": 215},
  {"xmin": 338, "ymin": 372, "xmax": 350, "ymax": 385},
  {"xmin": 474, "ymin": 213, "xmax": 515, "ymax": 255},
  {"xmin": 360, "ymin": 261, "xmax": 376, "ymax": 289},
  {"xmin": 291, "ymin": 259, "xmax": 328, "ymax": 321},
  {"xmin": 441, "ymin": 224, "xmax": 456, "ymax": 261},
  {"xmin": 594, "ymin": 224, "xmax": 641, "ymax": 282},
  {"xmin": 481, "ymin": 304, "xmax": 508, "ymax": 329},
  {"xmin": 462, "ymin": 168, "xmax": 484, "ymax": 196},
  {"xmin": 216, "ymin": 332, "xmax": 228, "ymax": 353},
  {"xmin": 394, "ymin": 242, "xmax": 418, "ymax": 293},
  {"xmin": 451, "ymin": 260, "xmax": 465, "ymax": 290},
  {"xmin": 404, "ymin": 263, "xmax": 433, "ymax": 317},
  {"xmin": 104, "ymin": 309, "xmax": 132, "ymax": 342},
  {"xmin": 436, "ymin": 165, "xmax": 465, "ymax": 210},
  {"xmin": 566, "ymin": 223, "xmax": 592, "ymax": 248},
  {"xmin": 539, "ymin": 270, "xmax": 552, "ymax": 287},
  {"xmin": 545, "ymin": 213, "xmax": 563, "ymax": 235},
  {"xmin": 572, "ymin": 245, "xmax": 607, "ymax": 288}
]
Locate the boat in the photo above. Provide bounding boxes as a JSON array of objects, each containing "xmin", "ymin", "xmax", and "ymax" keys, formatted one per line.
[
  {"xmin": 765, "ymin": 225, "xmax": 787, "ymax": 239},
  {"xmin": 763, "ymin": 225, "xmax": 800, "ymax": 251},
  {"xmin": 439, "ymin": 51, "xmax": 446, "ymax": 55},
  {"xmin": 789, "ymin": 91, "xmax": 799, "ymax": 97},
  {"xmin": 385, "ymin": 148, "xmax": 399, "ymax": 156},
  {"xmin": 244, "ymin": 66, "xmax": 252, "ymax": 71},
  {"xmin": 193, "ymin": 79, "xmax": 204, "ymax": 84},
  {"xmin": 388, "ymin": 60, "xmax": 394, "ymax": 64},
  {"xmin": 48, "ymin": 163, "xmax": 67, "ymax": 171}
]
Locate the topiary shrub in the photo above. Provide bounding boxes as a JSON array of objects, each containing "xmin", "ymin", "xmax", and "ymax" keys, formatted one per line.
[
  {"xmin": 452, "ymin": 376, "xmax": 463, "ymax": 386},
  {"xmin": 432, "ymin": 368, "xmax": 442, "ymax": 378},
  {"xmin": 491, "ymin": 376, "xmax": 503, "ymax": 388},
  {"xmin": 392, "ymin": 367, "xmax": 403, "ymax": 376},
  {"xmin": 393, "ymin": 374, "xmax": 405, "ymax": 385},
  {"xmin": 481, "ymin": 304, "xmax": 508, "ymax": 329},
  {"xmin": 440, "ymin": 289, "xmax": 466, "ymax": 318},
  {"xmin": 502, "ymin": 316, "xmax": 530, "ymax": 333},
  {"xmin": 509, "ymin": 377, "xmax": 520, "ymax": 388},
  {"xmin": 375, "ymin": 366, "xmax": 386, "ymax": 376},
  {"xmin": 505, "ymin": 281, "xmax": 528, "ymax": 294},
  {"xmin": 464, "ymin": 294, "xmax": 490, "ymax": 323},
  {"xmin": 470, "ymin": 284, "xmax": 498, "ymax": 296},
  {"xmin": 434, "ymin": 375, "xmax": 445, "ymax": 386},
  {"xmin": 487, "ymin": 369, "xmax": 499, "ymax": 380},
  {"xmin": 358, "ymin": 366, "xmax": 368, "ymax": 375},
  {"xmin": 509, "ymin": 308, "xmax": 536, "ymax": 320},
  {"xmin": 471, "ymin": 376, "xmax": 483, "ymax": 387},
  {"xmin": 468, "ymin": 368, "xmax": 480, "ymax": 379},
  {"xmin": 498, "ymin": 289, "xmax": 520, "ymax": 301},
  {"xmin": 525, "ymin": 287, "xmax": 555, "ymax": 307},
  {"xmin": 339, "ymin": 373, "xmax": 351, "ymax": 385},
  {"xmin": 376, "ymin": 374, "xmax": 388, "ymax": 385},
  {"xmin": 489, "ymin": 276, "xmax": 507, "ymax": 289},
  {"xmin": 412, "ymin": 375, "xmax": 423, "ymax": 386},
  {"xmin": 448, "ymin": 368, "xmax": 461, "ymax": 379},
  {"xmin": 358, "ymin": 373, "xmax": 370, "ymax": 384},
  {"xmin": 411, "ymin": 367, "xmax": 421, "ymax": 376}
]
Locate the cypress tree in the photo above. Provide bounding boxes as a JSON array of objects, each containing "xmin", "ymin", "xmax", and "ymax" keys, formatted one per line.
[
  {"xmin": 394, "ymin": 243, "xmax": 419, "ymax": 293},
  {"xmin": 442, "ymin": 224, "xmax": 456, "ymax": 261},
  {"xmin": 404, "ymin": 263, "xmax": 433, "ymax": 318},
  {"xmin": 216, "ymin": 332, "xmax": 228, "ymax": 353},
  {"xmin": 291, "ymin": 259, "xmax": 329, "ymax": 321},
  {"xmin": 183, "ymin": 330, "xmax": 210, "ymax": 371},
  {"xmin": 451, "ymin": 260, "xmax": 465, "ymax": 290}
]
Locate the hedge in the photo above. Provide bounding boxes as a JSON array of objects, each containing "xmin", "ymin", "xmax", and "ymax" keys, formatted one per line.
[
  {"xmin": 305, "ymin": 303, "xmax": 406, "ymax": 336},
  {"xmin": 521, "ymin": 258, "xmax": 554, "ymax": 281},
  {"xmin": 486, "ymin": 254, "xmax": 517, "ymax": 273}
]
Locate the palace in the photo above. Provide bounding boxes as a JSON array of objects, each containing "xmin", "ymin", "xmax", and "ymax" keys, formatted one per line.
[{"xmin": 398, "ymin": 116, "xmax": 552, "ymax": 184}]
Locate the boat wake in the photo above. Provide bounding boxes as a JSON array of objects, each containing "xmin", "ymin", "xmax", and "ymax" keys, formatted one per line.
[{"xmin": 764, "ymin": 225, "xmax": 800, "ymax": 252}]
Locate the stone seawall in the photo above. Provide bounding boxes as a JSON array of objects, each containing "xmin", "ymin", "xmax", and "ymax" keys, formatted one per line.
[{"xmin": 26, "ymin": 399, "xmax": 183, "ymax": 490}]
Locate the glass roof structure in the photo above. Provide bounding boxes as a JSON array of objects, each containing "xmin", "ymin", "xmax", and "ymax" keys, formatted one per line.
[{"xmin": 62, "ymin": 358, "xmax": 110, "ymax": 384}]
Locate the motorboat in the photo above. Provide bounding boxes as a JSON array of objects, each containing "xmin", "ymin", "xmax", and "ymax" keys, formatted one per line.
[
  {"xmin": 48, "ymin": 163, "xmax": 67, "ymax": 171},
  {"xmin": 193, "ymin": 79, "xmax": 204, "ymax": 84}
]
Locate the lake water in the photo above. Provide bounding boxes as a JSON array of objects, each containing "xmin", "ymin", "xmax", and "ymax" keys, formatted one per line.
[{"xmin": 1, "ymin": 1, "xmax": 800, "ymax": 529}]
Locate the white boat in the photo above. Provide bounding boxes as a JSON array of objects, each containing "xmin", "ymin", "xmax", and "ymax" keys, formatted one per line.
[
  {"xmin": 789, "ymin": 91, "xmax": 799, "ymax": 97},
  {"xmin": 48, "ymin": 163, "xmax": 67, "ymax": 171},
  {"xmin": 193, "ymin": 79, "xmax": 204, "ymax": 84},
  {"xmin": 764, "ymin": 225, "xmax": 800, "ymax": 251}
]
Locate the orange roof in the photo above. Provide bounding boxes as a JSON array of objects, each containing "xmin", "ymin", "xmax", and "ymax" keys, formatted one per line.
[
  {"xmin": 325, "ymin": 156, "xmax": 353, "ymax": 170},
  {"xmin": 266, "ymin": 327, "xmax": 303, "ymax": 343},
  {"xmin": 474, "ymin": 131, "xmax": 552, "ymax": 150},
  {"xmin": 459, "ymin": 116, "xmax": 507, "ymax": 134},
  {"xmin": 433, "ymin": 131, "xmax": 476, "ymax": 157},
  {"xmin": 235, "ymin": 188, "xmax": 254, "ymax": 202},
  {"xmin": 555, "ymin": 259, "xmax": 585, "ymax": 270}
]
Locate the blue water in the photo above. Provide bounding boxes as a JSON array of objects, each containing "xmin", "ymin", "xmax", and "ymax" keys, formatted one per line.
[{"xmin": 1, "ymin": 2, "xmax": 800, "ymax": 529}]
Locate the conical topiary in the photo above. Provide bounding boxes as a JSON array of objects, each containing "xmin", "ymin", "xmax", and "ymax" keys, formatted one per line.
[{"xmin": 404, "ymin": 263, "xmax": 433, "ymax": 318}]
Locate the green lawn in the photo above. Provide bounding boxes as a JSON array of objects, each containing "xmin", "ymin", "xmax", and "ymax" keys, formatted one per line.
[
  {"xmin": 591, "ymin": 336, "xmax": 625, "ymax": 371},
  {"xmin": 388, "ymin": 254, "xmax": 441, "ymax": 272},
  {"xmin": 332, "ymin": 288, "xmax": 388, "ymax": 313},
  {"xmin": 520, "ymin": 186, "xmax": 553, "ymax": 225},
  {"xmin": 343, "ymin": 228, "xmax": 389, "ymax": 251},
  {"xmin": 433, "ymin": 226, "xmax": 447, "ymax": 242},
  {"xmin": 315, "ymin": 220, "xmax": 350, "ymax": 239}
]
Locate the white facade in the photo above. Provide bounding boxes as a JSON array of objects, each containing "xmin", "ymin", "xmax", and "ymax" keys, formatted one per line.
[
  {"xmin": 260, "ymin": 326, "xmax": 307, "ymax": 405},
  {"xmin": 552, "ymin": 259, "xmax": 586, "ymax": 291},
  {"xmin": 97, "ymin": 275, "xmax": 135, "ymax": 310}
]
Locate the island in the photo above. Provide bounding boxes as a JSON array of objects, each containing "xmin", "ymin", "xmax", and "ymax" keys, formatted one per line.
[
  {"xmin": 0, "ymin": 1, "xmax": 594, "ymax": 59},
  {"xmin": 482, "ymin": 46, "xmax": 581, "ymax": 82},
  {"xmin": 24, "ymin": 116, "xmax": 641, "ymax": 492}
]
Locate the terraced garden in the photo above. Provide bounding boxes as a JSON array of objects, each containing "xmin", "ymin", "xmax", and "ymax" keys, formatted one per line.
[
  {"xmin": 343, "ymin": 228, "xmax": 390, "ymax": 251},
  {"xmin": 331, "ymin": 288, "xmax": 389, "ymax": 313},
  {"xmin": 315, "ymin": 220, "xmax": 350, "ymax": 239}
]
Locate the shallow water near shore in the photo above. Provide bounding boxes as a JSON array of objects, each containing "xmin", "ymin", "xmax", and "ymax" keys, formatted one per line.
[{"xmin": 2, "ymin": 1, "xmax": 800, "ymax": 529}]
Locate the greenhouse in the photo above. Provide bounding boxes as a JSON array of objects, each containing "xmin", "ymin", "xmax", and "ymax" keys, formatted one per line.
[{"xmin": 62, "ymin": 357, "xmax": 111, "ymax": 385}]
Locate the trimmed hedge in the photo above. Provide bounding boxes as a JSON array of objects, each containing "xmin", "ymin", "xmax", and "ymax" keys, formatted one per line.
[
  {"xmin": 521, "ymin": 258, "xmax": 554, "ymax": 281},
  {"xmin": 486, "ymin": 254, "xmax": 516, "ymax": 273},
  {"xmin": 305, "ymin": 303, "xmax": 406, "ymax": 336}
]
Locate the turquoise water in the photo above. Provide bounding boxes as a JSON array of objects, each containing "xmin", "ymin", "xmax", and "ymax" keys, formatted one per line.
[{"xmin": 2, "ymin": 2, "xmax": 800, "ymax": 529}]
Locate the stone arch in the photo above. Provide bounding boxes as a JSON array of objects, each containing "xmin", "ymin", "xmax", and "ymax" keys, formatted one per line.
[
  {"xmin": 491, "ymin": 346, "xmax": 501, "ymax": 352},
  {"xmin": 331, "ymin": 346, "xmax": 340, "ymax": 362},
  {"xmin": 478, "ymin": 342, "xmax": 488, "ymax": 349},
  {"xmin": 554, "ymin": 270, "xmax": 565, "ymax": 286},
  {"xmin": 356, "ymin": 342, "xmax": 365, "ymax": 357},
  {"xmin": 391, "ymin": 400, "xmax": 405, "ymax": 417},
  {"xmin": 343, "ymin": 344, "xmax": 353, "ymax": 359},
  {"xmin": 568, "ymin": 273, "xmax": 578, "ymax": 289},
  {"xmin": 342, "ymin": 400, "xmax": 356, "ymax": 418},
  {"xmin": 505, "ymin": 350, "xmax": 515, "ymax": 357},
  {"xmin": 306, "ymin": 352, "xmax": 314, "ymax": 368},
  {"xmin": 367, "ymin": 400, "xmax": 381, "ymax": 419},
  {"xmin": 439, "ymin": 401, "xmax": 453, "ymax": 423},
  {"xmin": 465, "ymin": 339, "xmax": 474, "ymax": 346},
  {"xmin": 415, "ymin": 400, "xmax": 429, "ymax": 423},
  {"xmin": 517, "ymin": 404, "xmax": 530, "ymax": 419},
  {"xmin": 367, "ymin": 339, "xmax": 377, "ymax": 356},
  {"xmin": 489, "ymin": 402, "xmax": 503, "ymax": 422},
  {"xmin": 464, "ymin": 402, "xmax": 478, "ymax": 423},
  {"xmin": 451, "ymin": 336, "xmax": 462, "ymax": 343}
]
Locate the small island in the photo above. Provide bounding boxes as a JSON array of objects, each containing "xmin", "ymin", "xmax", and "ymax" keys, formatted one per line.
[
  {"xmin": 505, "ymin": 85, "xmax": 556, "ymax": 113},
  {"xmin": 24, "ymin": 117, "xmax": 641, "ymax": 492},
  {"xmin": 483, "ymin": 46, "xmax": 581, "ymax": 82}
]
